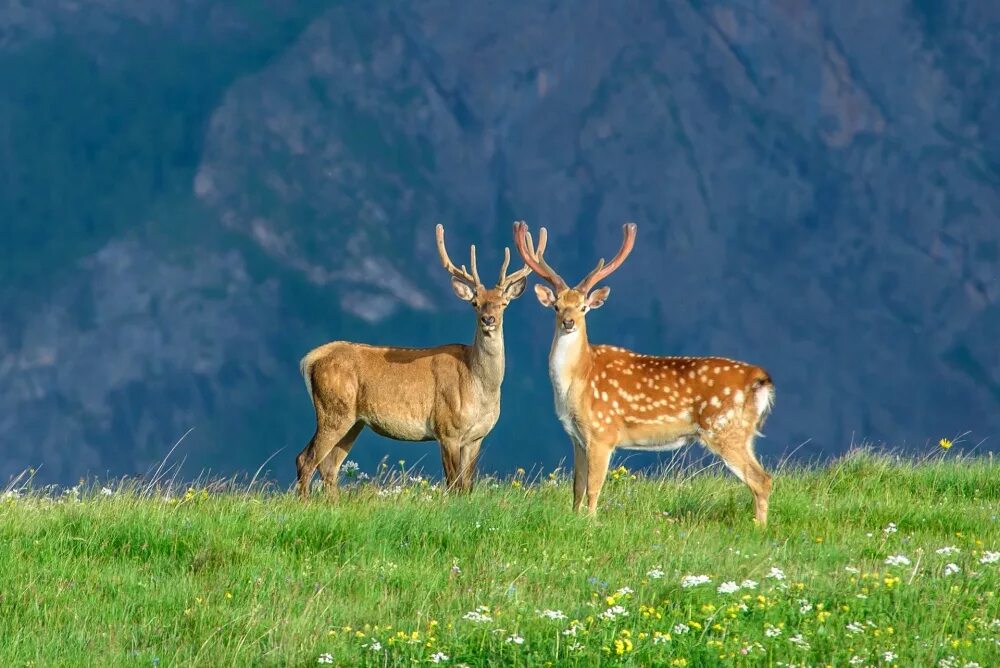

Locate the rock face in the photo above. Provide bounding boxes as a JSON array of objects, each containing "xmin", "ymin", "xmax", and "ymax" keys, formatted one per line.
[{"xmin": 1, "ymin": 2, "xmax": 997, "ymax": 483}]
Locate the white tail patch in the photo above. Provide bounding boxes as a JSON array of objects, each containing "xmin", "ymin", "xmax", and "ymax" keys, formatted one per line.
[
  {"xmin": 300, "ymin": 351, "xmax": 319, "ymax": 408},
  {"xmin": 753, "ymin": 382, "xmax": 775, "ymax": 435}
]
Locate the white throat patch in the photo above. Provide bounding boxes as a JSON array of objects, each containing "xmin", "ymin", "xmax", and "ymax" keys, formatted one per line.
[{"xmin": 550, "ymin": 329, "xmax": 582, "ymax": 398}]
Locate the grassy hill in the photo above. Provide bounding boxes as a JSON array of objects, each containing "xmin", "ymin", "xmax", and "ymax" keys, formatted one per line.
[{"xmin": 1, "ymin": 452, "xmax": 998, "ymax": 666}]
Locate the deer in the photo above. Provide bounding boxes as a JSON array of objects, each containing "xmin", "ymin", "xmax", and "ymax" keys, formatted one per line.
[
  {"xmin": 513, "ymin": 221, "xmax": 775, "ymax": 524},
  {"xmin": 295, "ymin": 224, "xmax": 541, "ymax": 499}
]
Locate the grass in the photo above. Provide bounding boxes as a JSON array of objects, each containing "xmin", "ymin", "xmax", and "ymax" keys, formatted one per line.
[{"xmin": 1, "ymin": 451, "xmax": 998, "ymax": 667}]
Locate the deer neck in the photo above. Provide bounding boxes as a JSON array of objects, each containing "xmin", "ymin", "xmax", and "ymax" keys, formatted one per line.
[
  {"xmin": 548, "ymin": 324, "xmax": 591, "ymax": 408},
  {"xmin": 468, "ymin": 324, "xmax": 505, "ymax": 395}
]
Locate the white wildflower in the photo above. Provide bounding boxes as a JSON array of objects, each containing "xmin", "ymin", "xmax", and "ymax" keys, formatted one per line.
[
  {"xmin": 764, "ymin": 624, "xmax": 782, "ymax": 638},
  {"xmin": 846, "ymin": 621, "xmax": 865, "ymax": 634},
  {"xmin": 366, "ymin": 641, "xmax": 382, "ymax": 652},
  {"xmin": 317, "ymin": 653, "xmax": 334, "ymax": 664},
  {"xmin": 100, "ymin": 487, "xmax": 113, "ymax": 496},
  {"xmin": 740, "ymin": 579, "xmax": 759, "ymax": 589},
  {"xmin": 944, "ymin": 563, "xmax": 961, "ymax": 576},
  {"xmin": 562, "ymin": 621, "xmax": 583, "ymax": 636},
  {"xmin": 680, "ymin": 574, "xmax": 711, "ymax": 588},
  {"xmin": 341, "ymin": 460, "xmax": 360, "ymax": 478},
  {"xmin": 598, "ymin": 605, "xmax": 628, "ymax": 621},
  {"xmin": 798, "ymin": 600, "xmax": 813, "ymax": 614},
  {"xmin": 963, "ymin": 663, "xmax": 981, "ymax": 668},
  {"xmin": 937, "ymin": 657, "xmax": 958, "ymax": 668},
  {"xmin": 884, "ymin": 522, "xmax": 898, "ymax": 535},
  {"xmin": 672, "ymin": 623, "xmax": 690, "ymax": 635},
  {"xmin": 789, "ymin": 633, "xmax": 810, "ymax": 649},
  {"xmin": 766, "ymin": 567, "xmax": 786, "ymax": 580},
  {"xmin": 717, "ymin": 581, "xmax": 740, "ymax": 594},
  {"xmin": 538, "ymin": 609, "xmax": 567, "ymax": 620},
  {"xmin": 849, "ymin": 656, "xmax": 866, "ymax": 666},
  {"xmin": 615, "ymin": 586, "xmax": 634, "ymax": 596},
  {"xmin": 463, "ymin": 606, "xmax": 493, "ymax": 623},
  {"xmin": 505, "ymin": 634, "xmax": 524, "ymax": 645},
  {"xmin": 884, "ymin": 554, "xmax": 911, "ymax": 567},
  {"xmin": 450, "ymin": 564, "xmax": 462, "ymax": 575},
  {"xmin": 979, "ymin": 551, "xmax": 1000, "ymax": 565},
  {"xmin": 936, "ymin": 546, "xmax": 960, "ymax": 556},
  {"xmin": 844, "ymin": 566, "xmax": 860, "ymax": 574},
  {"xmin": 567, "ymin": 642, "xmax": 584, "ymax": 652},
  {"xmin": 646, "ymin": 567, "xmax": 665, "ymax": 579},
  {"xmin": 429, "ymin": 652, "xmax": 449, "ymax": 663},
  {"xmin": 883, "ymin": 650, "xmax": 897, "ymax": 663}
]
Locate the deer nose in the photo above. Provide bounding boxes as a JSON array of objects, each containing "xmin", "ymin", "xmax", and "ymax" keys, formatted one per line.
[
  {"xmin": 562, "ymin": 318, "xmax": 575, "ymax": 330},
  {"xmin": 481, "ymin": 315, "xmax": 496, "ymax": 326}
]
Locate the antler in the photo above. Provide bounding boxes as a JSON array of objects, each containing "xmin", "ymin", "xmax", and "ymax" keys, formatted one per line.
[
  {"xmin": 497, "ymin": 229, "xmax": 547, "ymax": 288},
  {"xmin": 574, "ymin": 222, "xmax": 637, "ymax": 293},
  {"xmin": 512, "ymin": 221, "xmax": 567, "ymax": 291},
  {"xmin": 436, "ymin": 224, "xmax": 481, "ymax": 286}
]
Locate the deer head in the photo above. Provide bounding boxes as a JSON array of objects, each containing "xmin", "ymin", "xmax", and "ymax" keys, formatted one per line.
[
  {"xmin": 513, "ymin": 221, "xmax": 637, "ymax": 335},
  {"xmin": 436, "ymin": 224, "xmax": 543, "ymax": 336}
]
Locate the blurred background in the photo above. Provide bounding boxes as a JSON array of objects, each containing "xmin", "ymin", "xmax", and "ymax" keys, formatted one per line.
[{"xmin": 1, "ymin": 1, "xmax": 997, "ymax": 484}]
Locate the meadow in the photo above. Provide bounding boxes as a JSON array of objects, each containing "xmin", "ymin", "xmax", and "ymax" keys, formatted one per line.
[{"xmin": 1, "ymin": 450, "xmax": 998, "ymax": 667}]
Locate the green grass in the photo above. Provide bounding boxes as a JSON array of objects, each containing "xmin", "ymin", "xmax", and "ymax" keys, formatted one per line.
[{"xmin": 1, "ymin": 452, "xmax": 998, "ymax": 667}]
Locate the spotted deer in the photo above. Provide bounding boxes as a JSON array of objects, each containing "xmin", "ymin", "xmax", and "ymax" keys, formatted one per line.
[
  {"xmin": 296, "ymin": 224, "xmax": 541, "ymax": 498},
  {"xmin": 513, "ymin": 221, "xmax": 775, "ymax": 524}
]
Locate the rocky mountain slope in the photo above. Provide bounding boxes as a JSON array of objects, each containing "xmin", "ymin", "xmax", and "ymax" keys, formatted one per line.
[{"xmin": 1, "ymin": 1, "xmax": 997, "ymax": 483}]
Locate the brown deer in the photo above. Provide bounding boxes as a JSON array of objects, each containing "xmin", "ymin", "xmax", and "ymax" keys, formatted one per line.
[
  {"xmin": 296, "ymin": 224, "xmax": 541, "ymax": 498},
  {"xmin": 513, "ymin": 222, "xmax": 775, "ymax": 524}
]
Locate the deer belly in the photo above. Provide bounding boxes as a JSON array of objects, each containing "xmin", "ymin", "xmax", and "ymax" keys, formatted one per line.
[
  {"xmin": 618, "ymin": 438, "xmax": 689, "ymax": 452},
  {"xmin": 358, "ymin": 392, "xmax": 435, "ymax": 442},
  {"xmin": 365, "ymin": 415, "xmax": 434, "ymax": 442}
]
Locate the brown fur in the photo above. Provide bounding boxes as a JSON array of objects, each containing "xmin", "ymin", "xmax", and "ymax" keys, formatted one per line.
[
  {"xmin": 296, "ymin": 226, "xmax": 533, "ymax": 499},
  {"xmin": 516, "ymin": 222, "xmax": 775, "ymax": 524}
]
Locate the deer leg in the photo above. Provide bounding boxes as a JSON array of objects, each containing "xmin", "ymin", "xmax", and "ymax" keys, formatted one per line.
[
  {"xmin": 585, "ymin": 443, "xmax": 614, "ymax": 516},
  {"xmin": 316, "ymin": 423, "xmax": 365, "ymax": 500},
  {"xmin": 703, "ymin": 428, "xmax": 773, "ymax": 526},
  {"xmin": 572, "ymin": 439, "xmax": 588, "ymax": 512},
  {"xmin": 458, "ymin": 438, "xmax": 483, "ymax": 493},
  {"xmin": 296, "ymin": 415, "xmax": 356, "ymax": 499},
  {"xmin": 439, "ymin": 440, "xmax": 462, "ymax": 492},
  {"xmin": 742, "ymin": 434, "xmax": 773, "ymax": 526}
]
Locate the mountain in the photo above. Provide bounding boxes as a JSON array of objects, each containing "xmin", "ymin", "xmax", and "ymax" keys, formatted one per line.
[{"xmin": 1, "ymin": 1, "xmax": 997, "ymax": 484}]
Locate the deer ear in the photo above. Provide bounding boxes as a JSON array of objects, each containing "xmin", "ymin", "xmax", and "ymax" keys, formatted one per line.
[
  {"xmin": 534, "ymin": 284, "xmax": 557, "ymax": 307},
  {"xmin": 450, "ymin": 277, "xmax": 476, "ymax": 302},
  {"xmin": 587, "ymin": 286, "xmax": 611, "ymax": 310},
  {"xmin": 503, "ymin": 276, "xmax": 527, "ymax": 300}
]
